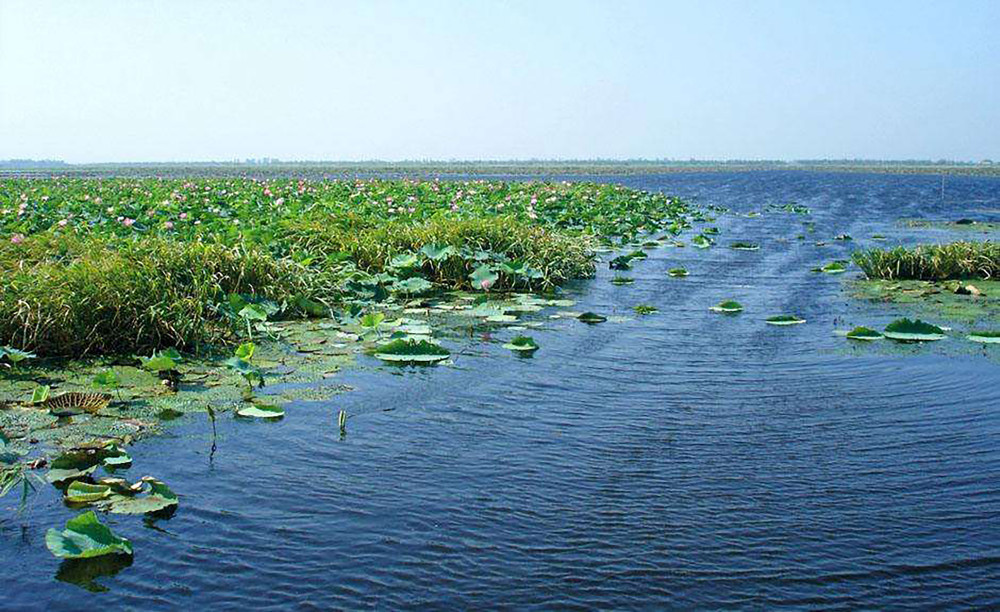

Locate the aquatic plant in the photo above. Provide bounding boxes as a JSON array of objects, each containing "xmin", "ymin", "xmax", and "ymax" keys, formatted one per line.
[
  {"xmin": 225, "ymin": 342, "xmax": 264, "ymax": 396},
  {"xmin": 502, "ymin": 335, "xmax": 540, "ymax": 353},
  {"xmin": 853, "ymin": 241, "xmax": 1000, "ymax": 281},
  {"xmin": 710, "ymin": 300, "xmax": 743, "ymax": 313},
  {"xmin": 577, "ymin": 312, "xmax": 607, "ymax": 324},
  {"xmin": 236, "ymin": 404, "xmax": 285, "ymax": 419},
  {"xmin": 46, "ymin": 511, "xmax": 134, "ymax": 559},
  {"xmin": 668, "ymin": 268, "xmax": 688, "ymax": 277},
  {"xmin": 883, "ymin": 318, "xmax": 946, "ymax": 342},
  {"xmin": 730, "ymin": 241, "xmax": 760, "ymax": 251},
  {"xmin": 966, "ymin": 330, "xmax": 1000, "ymax": 344},
  {"xmin": 0, "ymin": 346, "xmax": 35, "ymax": 368},
  {"xmin": 373, "ymin": 339, "xmax": 450, "ymax": 364},
  {"xmin": 43, "ymin": 392, "xmax": 112, "ymax": 417},
  {"xmin": 633, "ymin": 304, "xmax": 658, "ymax": 315},
  {"xmin": 765, "ymin": 315, "xmax": 805, "ymax": 325},
  {"xmin": 846, "ymin": 326, "xmax": 883, "ymax": 341}
]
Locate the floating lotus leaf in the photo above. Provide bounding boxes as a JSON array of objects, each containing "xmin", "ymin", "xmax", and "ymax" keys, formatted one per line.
[
  {"xmin": 236, "ymin": 403, "xmax": 285, "ymax": 419},
  {"xmin": 730, "ymin": 242, "xmax": 760, "ymax": 251},
  {"xmin": 634, "ymin": 304, "xmax": 658, "ymax": 315},
  {"xmin": 502, "ymin": 336, "xmax": 539, "ymax": 352},
  {"xmin": 66, "ymin": 481, "xmax": 113, "ymax": 504},
  {"xmin": 967, "ymin": 330, "xmax": 1000, "ymax": 344},
  {"xmin": 577, "ymin": 312, "xmax": 607, "ymax": 324},
  {"xmin": 486, "ymin": 314, "xmax": 518, "ymax": 323},
  {"xmin": 846, "ymin": 326, "xmax": 883, "ymax": 341},
  {"xmin": 609, "ymin": 256, "xmax": 632, "ymax": 270},
  {"xmin": 43, "ymin": 392, "xmax": 112, "ymax": 417},
  {"xmin": 47, "ymin": 465, "xmax": 98, "ymax": 485},
  {"xmin": 834, "ymin": 234, "xmax": 853, "ymax": 241},
  {"xmin": 710, "ymin": 300, "xmax": 743, "ymax": 313},
  {"xmin": 610, "ymin": 276, "xmax": 634, "ymax": 285},
  {"xmin": 766, "ymin": 315, "xmax": 805, "ymax": 326},
  {"xmin": 883, "ymin": 318, "xmax": 945, "ymax": 342},
  {"xmin": 668, "ymin": 268, "xmax": 688, "ymax": 277},
  {"xmin": 46, "ymin": 511, "xmax": 133, "ymax": 559},
  {"xmin": 691, "ymin": 234, "xmax": 713, "ymax": 249},
  {"xmin": 374, "ymin": 339, "xmax": 450, "ymax": 363},
  {"xmin": 100, "ymin": 477, "xmax": 178, "ymax": 515},
  {"xmin": 821, "ymin": 261, "xmax": 847, "ymax": 274}
]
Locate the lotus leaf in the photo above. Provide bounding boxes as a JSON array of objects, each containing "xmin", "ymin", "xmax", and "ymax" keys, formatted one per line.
[
  {"xmin": 374, "ymin": 339, "xmax": 450, "ymax": 363},
  {"xmin": 236, "ymin": 404, "xmax": 285, "ymax": 419},
  {"xmin": 46, "ymin": 511, "xmax": 133, "ymax": 559},
  {"xmin": 883, "ymin": 318, "xmax": 945, "ymax": 342},
  {"xmin": 766, "ymin": 315, "xmax": 805, "ymax": 326},
  {"xmin": 502, "ymin": 336, "xmax": 539, "ymax": 352},
  {"xmin": 967, "ymin": 330, "xmax": 1000, "ymax": 344},
  {"xmin": 710, "ymin": 300, "xmax": 743, "ymax": 313},
  {"xmin": 846, "ymin": 326, "xmax": 883, "ymax": 341}
]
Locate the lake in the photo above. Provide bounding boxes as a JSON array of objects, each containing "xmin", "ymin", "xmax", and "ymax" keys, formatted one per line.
[{"xmin": 4, "ymin": 170, "xmax": 1000, "ymax": 609}]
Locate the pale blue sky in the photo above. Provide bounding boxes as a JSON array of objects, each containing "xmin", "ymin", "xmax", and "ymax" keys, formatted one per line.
[{"xmin": 1, "ymin": 0, "xmax": 997, "ymax": 162}]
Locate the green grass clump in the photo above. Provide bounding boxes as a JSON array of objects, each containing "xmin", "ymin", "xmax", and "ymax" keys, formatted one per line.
[
  {"xmin": 281, "ymin": 215, "xmax": 594, "ymax": 289},
  {"xmin": 0, "ymin": 177, "xmax": 692, "ymax": 357},
  {"xmin": 853, "ymin": 241, "xmax": 1000, "ymax": 281},
  {"xmin": 0, "ymin": 235, "xmax": 334, "ymax": 356}
]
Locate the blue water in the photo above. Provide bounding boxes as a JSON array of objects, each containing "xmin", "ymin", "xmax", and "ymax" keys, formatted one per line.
[{"xmin": 4, "ymin": 171, "xmax": 1000, "ymax": 610}]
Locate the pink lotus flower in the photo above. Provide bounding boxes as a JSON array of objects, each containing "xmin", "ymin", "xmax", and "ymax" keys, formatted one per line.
[
  {"xmin": 164, "ymin": 221, "xmax": 174, "ymax": 230},
  {"xmin": 122, "ymin": 218, "xmax": 135, "ymax": 227},
  {"xmin": 10, "ymin": 234, "xmax": 25, "ymax": 244},
  {"xmin": 179, "ymin": 212, "xmax": 188, "ymax": 220},
  {"xmin": 58, "ymin": 219, "xmax": 68, "ymax": 227},
  {"xmin": 480, "ymin": 278, "xmax": 494, "ymax": 291}
]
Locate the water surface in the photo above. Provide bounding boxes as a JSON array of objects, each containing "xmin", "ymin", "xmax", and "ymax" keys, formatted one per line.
[{"xmin": 4, "ymin": 171, "xmax": 1000, "ymax": 609}]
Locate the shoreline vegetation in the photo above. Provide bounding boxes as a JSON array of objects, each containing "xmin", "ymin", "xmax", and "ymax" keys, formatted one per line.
[
  {"xmin": 2, "ymin": 159, "xmax": 1000, "ymax": 178},
  {"xmin": 1, "ymin": 177, "xmax": 700, "ymax": 510},
  {"xmin": 1, "ymin": 178, "xmax": 682, "ymax": 357}
]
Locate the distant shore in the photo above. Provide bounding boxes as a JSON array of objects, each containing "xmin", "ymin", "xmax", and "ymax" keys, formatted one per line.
[{"xmin": 1, "ymin": 160, "xmax": 998, "ymax": 178}]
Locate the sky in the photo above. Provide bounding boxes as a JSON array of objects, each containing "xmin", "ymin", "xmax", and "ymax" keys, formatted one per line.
[{"xmin": 0, "ymin": 0, "xmax": 997, "ymax": 163}]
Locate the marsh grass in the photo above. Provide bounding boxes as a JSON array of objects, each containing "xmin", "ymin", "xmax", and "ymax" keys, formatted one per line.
[
  {"xmin": 0, "ymin": 235, "xmax": 335, "ymax": 356},
  {"xmin": 853, "ymin": 241, "xmax": 1000, "ymax": 281},
  {"xmin": 282, "ymin": 214, "xmax": 595, "ymax": 288}
]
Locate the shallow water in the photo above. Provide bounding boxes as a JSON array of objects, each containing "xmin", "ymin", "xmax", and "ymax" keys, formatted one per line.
[{"xmin": 4, "ymin": 171, "xmax": 1000, "ymax": 610}]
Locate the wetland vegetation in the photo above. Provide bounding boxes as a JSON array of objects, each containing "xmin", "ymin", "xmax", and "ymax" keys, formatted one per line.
[{"xmin": 4, "ymin": 171, "xmax": 1000, "ymax": 577}]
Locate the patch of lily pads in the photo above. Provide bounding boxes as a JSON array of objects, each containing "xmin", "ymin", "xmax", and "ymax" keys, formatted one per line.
[
  {"xmin": 765, "ymin": 315, "xmax": 805, "ymax": 326},
  {"xmin": 710, "ymin": 300, "xmax": 744, "ymax": 314},
  {"xmin": 883, "ymin": 318, "xmax": 946, "ymax": 342}
]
